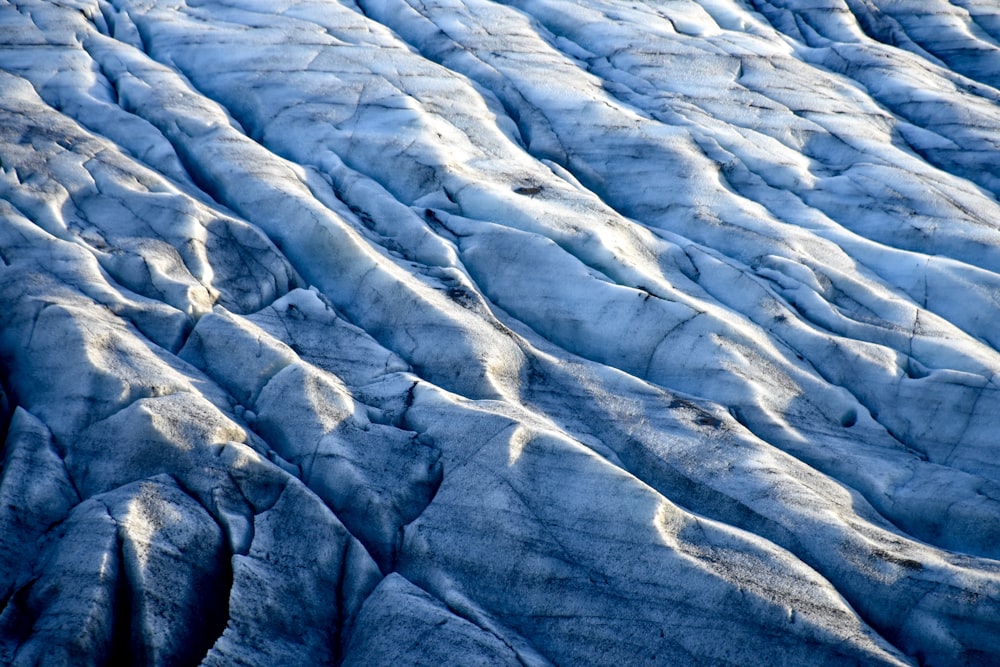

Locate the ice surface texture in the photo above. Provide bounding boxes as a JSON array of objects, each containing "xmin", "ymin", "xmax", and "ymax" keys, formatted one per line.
[{"xmin": 1, "ymin": 0, "xmax": 1000, "ymax": 665}]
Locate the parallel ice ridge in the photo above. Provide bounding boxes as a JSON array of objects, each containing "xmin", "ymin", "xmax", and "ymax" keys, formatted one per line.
[{"xmin": 1, "ymin": 0, "xmax": 1000, "ymax": 664}]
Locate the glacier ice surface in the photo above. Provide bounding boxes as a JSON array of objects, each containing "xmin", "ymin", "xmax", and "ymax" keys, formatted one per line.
[{"xmin": 2, "ymin": 0, "xmax": 1000, "ymax": 664}]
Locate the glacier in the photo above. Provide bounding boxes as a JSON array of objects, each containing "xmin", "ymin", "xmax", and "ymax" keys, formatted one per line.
[{"xmin": 1, "ymin": 0, "xmax": 1000, "ymax": 664}]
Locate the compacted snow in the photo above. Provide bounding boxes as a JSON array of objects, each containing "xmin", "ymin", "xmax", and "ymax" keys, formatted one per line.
[{"xmin": 2, "ymin": 0, "xmax": 1000, "ymax": 664}]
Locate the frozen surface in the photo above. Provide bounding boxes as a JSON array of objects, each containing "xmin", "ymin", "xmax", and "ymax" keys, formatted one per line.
[{"xmin": 1, "ymin": 0, "xmax": 1000, "ymax": 664}]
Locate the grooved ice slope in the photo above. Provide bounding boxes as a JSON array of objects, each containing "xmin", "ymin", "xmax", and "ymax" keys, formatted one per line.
[{"xmin": 1, "ymin": 0, "xmax": 999, "ymax": 665}]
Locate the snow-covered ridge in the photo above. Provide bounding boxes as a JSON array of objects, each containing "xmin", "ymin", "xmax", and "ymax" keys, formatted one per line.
[{"xmin": 1, "ymin": 0, "xmax": 999, "ymax": 664}]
